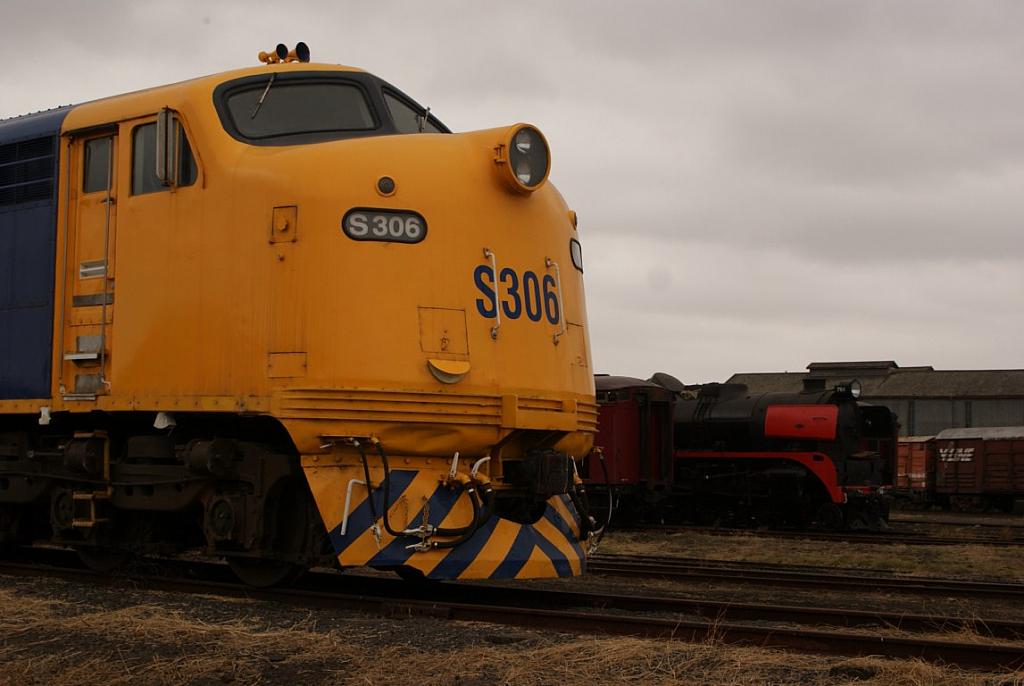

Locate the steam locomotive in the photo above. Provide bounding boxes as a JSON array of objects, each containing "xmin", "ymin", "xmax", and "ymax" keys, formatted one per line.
[{"xmin": 583, "ymin": 374, "xmax": 898, "ymax": 529}]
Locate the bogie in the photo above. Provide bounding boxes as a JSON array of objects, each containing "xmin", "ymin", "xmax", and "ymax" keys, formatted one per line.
[{"xmin": 0, "ymin": 412, "xmax": 332, "ymax": 585}]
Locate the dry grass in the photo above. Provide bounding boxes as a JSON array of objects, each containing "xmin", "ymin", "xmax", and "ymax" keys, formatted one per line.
[
  {"xmin": 361, "ymin": 637, "xmax": 1020, "ymax": 686},
  {"xmin": 599, "ymin": 530, "xmax": 1024, "ymax": 581},
  {"xmin": 0, "ymin": 593, "xmax": 358, "ymax": 685},
  {"xmin": 2, "ymin": 582, "xmax": 1023, "ymax": 686}
]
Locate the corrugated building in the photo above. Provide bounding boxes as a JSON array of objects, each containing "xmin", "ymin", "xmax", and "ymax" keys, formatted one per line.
[{"xmin": 727, "ymin": 361, "xmax": 1024, "ymax": 437}]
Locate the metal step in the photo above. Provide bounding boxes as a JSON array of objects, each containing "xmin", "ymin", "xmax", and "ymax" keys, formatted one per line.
[
  {"xmin": 72, "ymin": 491, "xmax": 111, "ymax": 528},
  {"xmin": 63, "ymin": 352, "xmax": 100, "ymax": 362}
]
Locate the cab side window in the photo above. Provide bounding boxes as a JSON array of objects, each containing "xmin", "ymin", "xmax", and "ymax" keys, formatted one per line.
[
  {"xmin": 131, "ymin": 121, "xmax": 197, "ymax": 195},
  {"xmin": 82, "ymin": 137, "xmax": 112, "ymax": 193}
]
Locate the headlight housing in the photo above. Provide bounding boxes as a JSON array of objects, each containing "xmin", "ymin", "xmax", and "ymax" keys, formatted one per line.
[
  {"xmin": 834, "ymin": 379, "xmax": 863, "ymax": 399},
  {"xmin": 496, "ymin": 124, "xmax": 550, "ymax": 193}
]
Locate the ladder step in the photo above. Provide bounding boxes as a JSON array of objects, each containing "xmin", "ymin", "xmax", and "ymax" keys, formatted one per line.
[
  {"xmin": 72, "ymin": 491, "xmax": 111, "ymax": 528},
  {"xmin": 64, "ymin": 352, "xmax": 100, "ymax": 361},
  {"xmin": 72, "ymin": 518, "xmax": 110, "ymax": 528}
]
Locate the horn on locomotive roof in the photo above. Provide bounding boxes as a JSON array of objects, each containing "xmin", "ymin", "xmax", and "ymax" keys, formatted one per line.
[
  {"xmin": 258, "ymin": 43, "xmax": 289, "ymax": 64},
  {"xmin": 286, "ymin": 42, "xmax": 311, "ymax": 63}
]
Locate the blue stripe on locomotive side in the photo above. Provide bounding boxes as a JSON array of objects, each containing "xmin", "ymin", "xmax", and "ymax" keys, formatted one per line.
[
  {"xmin": 543, "ymin": 504, "xmax": 587, "ymax": 567},
  {"xmin": 0, "ymin": 106, "xmax": 74, "ymax": 400},
  {"xmin": 327, "ymin": 469, "xmax": 418, "ymax": 554},
  {"xmin": 487, "ymin": 526, "xmax": 536, "ymax": 579}
]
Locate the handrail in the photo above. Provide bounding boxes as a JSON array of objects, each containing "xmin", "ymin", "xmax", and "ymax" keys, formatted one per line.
[
  {"xmin": 98, "ymin": 136, "xmax": 113, "ymax": 391},
  {"xmin": 56, "ymin": 138, "xmax": 73, "ymax": 395}
]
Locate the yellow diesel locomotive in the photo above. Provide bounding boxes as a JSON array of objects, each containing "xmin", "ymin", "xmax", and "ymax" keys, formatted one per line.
[{"xmin": 0, "ymin": 44, "xmax": 596, "ymax": 585}]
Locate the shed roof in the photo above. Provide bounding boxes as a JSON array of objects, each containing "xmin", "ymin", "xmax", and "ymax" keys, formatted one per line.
[
  {"xmin": 595, "ymin": 375, "xmax": 663, "ymax": 392},
  {"xmin": 727, "ymin": 362, "xmax": 1024, "ymax": 399},
  {"xmin": 806, "ymin": 361, "xmax": 900, "ymax": 374}
]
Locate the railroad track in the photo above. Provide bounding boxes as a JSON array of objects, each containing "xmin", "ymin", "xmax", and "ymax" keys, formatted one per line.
[
  {"xmin": 1, "ymin": 549, "xmax": 1022, "ymax": 671},
  {"xmin": 890, "ymin": 513, "xmax": 1024, "ymax": 530},
  {"xmin": 625, "ymin": 523, "xmax": 1024, "ymax": 548},
  {"xmin": 588, "ymin": 554, "xmax": 1024, "ymax": 599}
]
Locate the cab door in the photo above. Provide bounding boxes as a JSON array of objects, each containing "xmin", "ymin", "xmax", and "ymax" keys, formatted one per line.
[{"xmin": 60, "ymin": 132, "xmax": 118, "ymax": 398}]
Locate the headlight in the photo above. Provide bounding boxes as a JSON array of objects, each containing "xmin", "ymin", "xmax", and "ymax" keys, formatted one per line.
[
  {"xmin": 834, "ymin": 379, "xmax": 863, "ymax": 398},
  {"xmin": 496, "ymin": 124, "xmax": 550, "ymax": 193},
  {"xmin": 570, "ymin": 238, "xmax": 583, "ymax": 272}
]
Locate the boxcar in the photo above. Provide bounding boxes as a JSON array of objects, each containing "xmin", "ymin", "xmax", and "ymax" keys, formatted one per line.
[
  {"xmin": 895, "ymin": 436, "xmax": 936, "ymax": 501},
  {"xmin": 935, "ymin": 427, "xmax": 1024, "ymax": 511}
]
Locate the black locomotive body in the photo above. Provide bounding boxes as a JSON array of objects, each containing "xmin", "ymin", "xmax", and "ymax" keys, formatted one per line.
[
  {"xmin": 585, "ymin": 375, "xmax": 899, "ymax": 530},
  {"xmin": 674, "ymin": 380, "xmax": 897, "ymax": 529}
]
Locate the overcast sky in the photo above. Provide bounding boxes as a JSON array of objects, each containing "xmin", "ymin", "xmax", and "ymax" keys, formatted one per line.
[{"xmin": 4, "ymin": 1, "xmax": 1022, "ymax": 383}]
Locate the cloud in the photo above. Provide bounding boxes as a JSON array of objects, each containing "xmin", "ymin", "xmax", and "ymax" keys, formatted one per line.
[
  {"xmin": 585, "ymin": 237, "xmax": 1024, "ymax": 380},
  {"xmin": 2, "ymin": 0, "xmax": 1022, "ymax": 380}
]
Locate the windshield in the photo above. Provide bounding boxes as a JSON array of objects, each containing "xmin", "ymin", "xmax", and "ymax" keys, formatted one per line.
[
  {"xmin": 384, "ymin": 91, "xmax": 443, "ymax": 134},
  {"xmin": 215, "ymin": 72, "xmax": 450, "ymax": 145},
  {"xmin": 224, "ymin": 80, "xmax": 376, "ymax": 141}
]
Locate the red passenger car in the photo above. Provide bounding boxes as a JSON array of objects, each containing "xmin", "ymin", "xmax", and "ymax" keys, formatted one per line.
[{"xmin": 582, "ymin": 376, "xmax": 676, "ymax": 522}]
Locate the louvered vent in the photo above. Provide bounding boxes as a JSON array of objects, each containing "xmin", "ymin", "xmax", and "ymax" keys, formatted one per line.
[{"xmin": 0, "ymin": 136, "xmax": 56, "ymax": 207}]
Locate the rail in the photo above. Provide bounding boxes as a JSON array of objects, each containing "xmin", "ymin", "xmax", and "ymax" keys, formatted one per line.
[{"xmin": 1, "ymin": 549, "xmax": 1022, "ymax": 671}]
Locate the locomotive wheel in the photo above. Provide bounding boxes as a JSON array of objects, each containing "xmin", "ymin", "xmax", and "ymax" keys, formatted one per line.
[
  {"xmin": 0, "ymin": 507, "xmax": 24, "ymax": 555},
  {"xmin": 227, "ymin": 557, "xmax": 304, "ymax": 588},
  {"xmin": 813, "ymin": 503, "xmax": 845, "ymax": 531},
  {"xmin": 227, "ymin": 475, "xmax": 315, "ymax": 587},
  {"xmin": 846, "ymin": 514, "xmax": 869, "ymax": 531},
  {"xmin": 76, "ymin": 546, "xmax": 130, "ymax": 573},
  {"xmin": 393, "ymin": 565, "xmax": 438, "ymax": 585}
]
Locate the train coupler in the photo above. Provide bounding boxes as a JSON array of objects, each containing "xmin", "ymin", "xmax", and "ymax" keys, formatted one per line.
[
  {"xmin": 403, "ymin": 504, "xmax": 437, "ymax": 552},
  {"xmin": 568, "ymin": 457, "xmax": 604, "ymax": 551}
]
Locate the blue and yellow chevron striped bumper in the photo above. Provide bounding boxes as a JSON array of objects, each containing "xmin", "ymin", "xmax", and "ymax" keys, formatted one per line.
[{"xmin": 302, "ymin": 463, "xmax": 587, "ymax": 580}]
